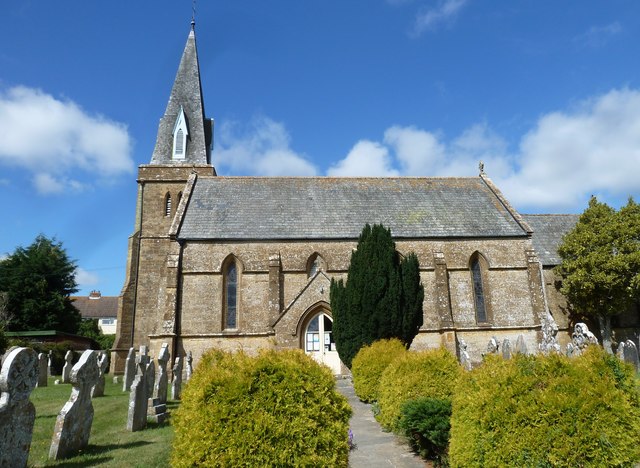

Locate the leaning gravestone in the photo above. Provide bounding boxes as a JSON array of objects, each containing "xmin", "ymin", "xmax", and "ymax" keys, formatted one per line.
[
  {"xmin": 0, "ymin": 347, "xmax": 39, "ymax": 468},
  {"xmin": 456, "ymin": 337, "xmax": 472, "ymax": 371},
  {"xmin": 186, "ymin": 351, "xmax": 193, "ymax": 381},
  {"xmin": 91, "ymin": 352, "xmax": 108, "ymax": 398},
  {"xmin": 171, "ymin": 356, "xmax": 183, "ymax": 400},
  {"xmin": 37, "ymin": 353, "xmax": 48, "ymax": 387},
  {"xmin": 49, "ymin": 350, "xmax": 100, "ymax": 460},
  {"xmin": 515, "ymin": 334, "xmax": 528, "ymax": 355},
  {"xmin": 127, "ymin": 361, "xmax": 148, "ymax": 432},
  {"xmin": 502, "ymin": 338, "xmax": 512, "ymax": 359},
  {"xmin": 61, "ymin": 350, "xmax": 73, "ymax": 384},
  {"xmin": 123, "ymin": 347, "xmax": 136, "ymax": 392}
]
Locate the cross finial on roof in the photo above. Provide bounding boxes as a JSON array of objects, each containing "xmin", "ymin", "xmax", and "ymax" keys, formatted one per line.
[{"xmin": 479, "ymin": 160, "xmax": 485, "ymax": 175}]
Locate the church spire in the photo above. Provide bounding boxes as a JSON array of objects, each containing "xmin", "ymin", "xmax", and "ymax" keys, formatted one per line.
[{"xmin": 150, "ymin": 25, "xmax": 213, "ymax": 165}]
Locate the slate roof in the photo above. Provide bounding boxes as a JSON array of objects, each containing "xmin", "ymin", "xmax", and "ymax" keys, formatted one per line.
[
  {"xmin": 71, "ymin": 295, "xmax": 118, "ymax": 319},
  {"xmin": 523, "ymin": 214, "xmax": 579, "ymax": 266},
  {"xmin": 178, "ymin": 176, "xmax": 530, "ymax": 240}
]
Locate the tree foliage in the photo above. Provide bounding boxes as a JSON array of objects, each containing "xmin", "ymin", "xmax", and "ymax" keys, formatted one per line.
[
  {"xmin": 330, "ymin": 224, "xmax": 424, "ymax": 367},
  {"xmin": 556, "ymin": 197, "xmax": 640, "ymax": 352},
  {"xmin": 0, "ymin": 235, "xmax": 81, "ymax": 333}
]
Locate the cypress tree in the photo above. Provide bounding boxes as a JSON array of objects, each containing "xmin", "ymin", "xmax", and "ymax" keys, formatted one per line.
[{"xmin": 331, "ymin": 224, "xmax": 424, "ymax": 367}]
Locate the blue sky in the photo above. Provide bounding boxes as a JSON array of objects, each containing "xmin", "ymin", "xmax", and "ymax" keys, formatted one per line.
[{"xmin": 1, "ymin": 1, "xmax": 639, "ymax": 297}]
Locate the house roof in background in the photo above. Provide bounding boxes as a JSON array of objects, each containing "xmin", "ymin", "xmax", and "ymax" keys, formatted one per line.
[{"xmin": 71, "ymin": 292, "xmax": 118, "ymax": 319}]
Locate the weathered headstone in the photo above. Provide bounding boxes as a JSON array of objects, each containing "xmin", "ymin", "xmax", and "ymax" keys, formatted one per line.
[
  {"xmin": 37, "ymin": 353, "xmax": 48, "ymax": 387},
  {"xmin": 456, "ymin": 337, "xmax": 472, "ymax": 371},
  {"xmin": 127, "ymin": 362, "xmax": 148, "ymax": 432},
  {"xmin": 48, "ymin": 350, "xmax": 53, "ymax": 377},
  {"xmin": 502, "ymin": 338, "xmax": 512, "ymax": 359},
  {"xmin": 565, "ymin": 342, "xmax": 577, "ymax": 357},
  {"xmin": 571, "ymin": 322, "xmax": 598, "ymax": 355},
  {"xmin": 61, "ymin": 350, "xmax": 73, "ymax": 384},
  {"xmin": 123, "ymin": 347, "xmax": 136, "ymax": 392},
  {"xmin": 617, "ymin": 340, "xmax": 640, "ymax": 372},
  {"xmin": 515, "ymin": 334, "xmax": 528, "ymax": 355},
  {"xmin": 138, "ymin": 345, "xmax": 149, "ymax": 367},
  {"xmin": 0, "ymin": 347, "xmax": 39, "ymax": 468},
  {"xmin": 154, "ymin": 343, "xmax": 170, "ymax": 404},
  {"xmin": 186, "ymin": 351, "xmax": 193, "ymax": 381},
  {"xmin": 486, "ymin": 337, "xmax": 499, "ymax": 354},
  {"xmin": 91, "ymin": 352, "xmax": 108, "ymax": 398},
  {"xmin": 49, "ymin": 350, "xmax": 100, "ymax": 460},
  {"xmin": 539, "ymin": 311, "xmax": 561, "ymax": 354},
  {"xmin": 171, "ymin": 356, "xmax": 183, "ymax": 400},
  {"xmin": 145, "ymin": 360, "xmax": 156, "ymax": 401}
]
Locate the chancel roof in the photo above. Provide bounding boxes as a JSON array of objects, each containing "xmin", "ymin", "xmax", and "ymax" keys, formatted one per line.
[
  {"xmin": 522, "ymin": 214, "xmax": 579, "ymax": 266},
  {"xmin": 177, "ymin": 176, "xmax": 531, "ymax": 240}
]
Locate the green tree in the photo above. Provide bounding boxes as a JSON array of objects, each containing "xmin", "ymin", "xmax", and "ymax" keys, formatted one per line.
[
  {"xmin": 0, "ymin": 235, "xmax": 81, "ymax": 333},
  {"xmin": 556, "ymin": 197, "xmax": 640, "ymax": 353},
  {"xmin": 331, "ymin": 224, "xmax": 424, "ymax": 367}
]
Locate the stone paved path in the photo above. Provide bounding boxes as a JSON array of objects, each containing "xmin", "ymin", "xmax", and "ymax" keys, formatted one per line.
[{"xmin": 336, "ymin": 378, "xmax": 427, "ymax": 468}]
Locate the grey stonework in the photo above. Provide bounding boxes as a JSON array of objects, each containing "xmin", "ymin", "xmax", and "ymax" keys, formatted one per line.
[
  {"xmin": 186, "ymin": 351, "xmax": 193, "ymax": 381},
  {"xmin": 571, "ymin": 323, "xmax": 598, "ymax": 354},
  {"xmin": 617, "ymin": 340, "xmax": 640, "ymax": 372},
  {"xmin": 127, "ymin": 362, "xmax": 148, "ymax": 432},
  {"xmin": 539, "ymin": 312, "xmax": 561, "ymax": 354},
  {"xmin": 123, "ymin": 347, "xmax": 136, "ymax": 392},
  {"xmin": 49, "ymin": 350, "xmax": 100, "ymax": 460},
  {"xmin": 145, "ymin": 360, "xmax": 155, "ymax": 401},
  {"xmin": 0, "ymin": 347, "xmax": 39, "ymax": 468},
  {"xmin": 61, "ymin": 350, "xmax": 73, "ymax": 384},
  {"xmin": 154, "ymin": 343, "xmax": 170, "ymax": 404},
  {"xmin": 502, "ymin": 339, "xmax": 512, "ymax": 359},
  {"xmin": 91, "ymin": 352, "xmax": 108, "ymax": 398},
  {"xmin": 456, "ymin": 337, "xmax": 472, "ymax": 371},
  {"xmin": 37, "ymin": 353, "xmax": 48, "ymax": 387},
  {"xmin": 171, "ymin": 356, "xmax": 183, "ymax": 400},
  {"xmin": 486, "ymin": 337, "xmax": 500, "ymax": 355},
  {"xmin": 515, "ymin": 334, "xmax": 529, "ymax": 355}
]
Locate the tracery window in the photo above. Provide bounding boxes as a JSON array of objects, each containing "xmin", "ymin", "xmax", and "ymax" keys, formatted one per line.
[
  {"xmin": 470, "ymin": 253, "xmax": 491, "ymax": 324},
  {"xmin": 224, "ymin": 261, "xmax": 238, "ymax": 329},
  {"xmin": 306, "ymin": 253, "xmax": 326, "ymax": 278}
]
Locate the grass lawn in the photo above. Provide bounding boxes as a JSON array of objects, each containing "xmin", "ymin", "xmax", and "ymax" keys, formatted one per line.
[{"xmin": 27, "ymin": 377, "xmax": 176, "ymax": 467}]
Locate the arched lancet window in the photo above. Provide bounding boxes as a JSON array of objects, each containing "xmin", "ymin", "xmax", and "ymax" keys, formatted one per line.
[
  {"xmin": 470, "ymin": 253, "xmax": 490, "ymax": 324},
  {"xmin": 164, "ymin": 193, "xmax": 172, "ymax": 217},
  {"xmin": 174, "ymin": 129, "xmax": 184, "ymax": 155},
  {"xmin": 224, "ymin": 261, "xmax": 238, "ymax": 329},
  {"xmin": 172, "ymin": 106, "xmax": 188, "ymax": 160},
  {"xmin": 306, "ymin": 253, "xmax": 326, "ymax": 279}
]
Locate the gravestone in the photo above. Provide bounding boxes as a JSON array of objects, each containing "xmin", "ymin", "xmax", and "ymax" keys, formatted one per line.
[
  {"xmin": 570, "ymin": 323, "xmax": 598, "ymax": 355},
  {"xmin": 123, "ymin": 347, "xmax": 136, "ymax": 392},
  {"xmin": 155, "ymin": 343, "xmax": 170, "ymax": 404},
  {"xmin": 456, "ymin": 337, "xmax": 472, "ymax": 371},
  {"xmin": 502, "ymin": 338, "xmax": 512, "ymax": 359},
  {"xmin": 486, "ymin": 337, "xmax": 499, "ymax": 354},
  {"xmin": 127, "ymin": 362, "xmax": 148, "ymax": 432},
  {"xmin": 515, "ymin": 334, "xmax": 528, "ymax": 355},
  {"xmin": 61, "ymin": 350, "xmax": 73, "ymax": 384},
  {"xmin": 0, "ymin": 347, "xmax": 39, "ymax": 468},
  {"xmin": 145, "ymin": 360, "xmax": 156, "ymax": 401},
  {"xmin": 138, "ymin": 345, "xmax": 149, "ymax": 367},
  {"xmin": 48, "ymin": 350, "xmax": 53, "ymax": 377},
  {"xmin": 37, "ymin": 353, "xmax": 48, "ymax": 387},
  {"xmin": 617, "ymin": 340, "xmax": 640, "ymax": 372},
  {"xmin": 186, "ymin": 351, "xmax": 193, "ymax": 381},
  {"xmin": 49, "ymin": 350, "xmax": 100, "ymax": 460},
  {"xmin": 565, "ymin": 342, "xmax": 577, "ymax": 357},
  {"xmin": 171, "ymin": 356, "xmax": 183, "ymax": 400},
  {"xmin": 539, "ymin": 312, "xmax": 561, "ymax": 354},
  {"xmin": 91, "ymin": 352, "xmax": 108, "ymax": 398}
]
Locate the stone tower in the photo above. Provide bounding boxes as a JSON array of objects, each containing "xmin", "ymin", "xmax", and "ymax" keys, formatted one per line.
[{"xmin": 112, "ymin": 22, "xmax": 215, "ymax": 372}]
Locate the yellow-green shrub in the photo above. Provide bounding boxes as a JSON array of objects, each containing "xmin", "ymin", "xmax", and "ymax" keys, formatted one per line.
[
  {"xmin": 171, "ymin": 348, "xmax": 352, "ymax": 467},
  {"xmin": 377, "ymin": 347, "xmax": 461, "ymax": 431},
  {"xmin": 449, "ymin": 347, "xmax": 640, "ymax": 468},
  {"xmin": 352, "ymin": 338, "xmax": 407, "ymax": 403}
]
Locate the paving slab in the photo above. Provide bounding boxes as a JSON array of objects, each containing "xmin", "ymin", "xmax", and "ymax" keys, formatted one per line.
[{"xmin": 336, "ymin": 378, "xmax": 427, "ymax": 468}]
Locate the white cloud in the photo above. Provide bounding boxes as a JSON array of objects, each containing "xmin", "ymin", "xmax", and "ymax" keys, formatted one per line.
[
  {"xmin": 327, "ymin": 140, "xmax": 399, "ymax": 176},
  {"xmin": 216, "ymin": 115, "xmax": 317, "ymax": 176},
  {"xmin": 574, "ymin": 22, "xmax": 622, "ymax": 48},
  {"xmin": 0, "ymin": 86, "xmax": 134, "ymax": 194},
  {"xmin": 75, "ymin": 267, "xmax": 99, "ymax": 287},
  {"xmin": 327, "ymin": 88, "xmax": 640, "ymax": 212},
  {"xmin": 412, "ymin": 0, "xmax": 468, "ymax": 36}
]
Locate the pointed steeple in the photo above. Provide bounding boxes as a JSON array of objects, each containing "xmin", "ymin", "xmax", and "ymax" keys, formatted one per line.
[{"xmin": 150, "ymin": 26, "xmax": 213, "ymax": 165}]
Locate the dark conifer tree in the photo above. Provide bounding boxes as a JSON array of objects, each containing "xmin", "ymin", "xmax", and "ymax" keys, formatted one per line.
[{"xmin": 331, "ymin": 224, "xmax": 424, "ymax": 367}]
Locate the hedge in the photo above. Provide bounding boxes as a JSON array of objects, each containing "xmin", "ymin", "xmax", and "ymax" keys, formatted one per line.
[
  {"xmin": 377, "ymin": 347, "xmax": 461, "ymax": 431},
  {"xmin": 171, "ymin": 348, "xmax": 352, "ymax": 467},
  {"xmin": 449, "ymin": 347, "xmax": 640, "ymax": 467},
  {"xmin": 351, "ymin": 338, "xmax": 407, "ymax": 403}
]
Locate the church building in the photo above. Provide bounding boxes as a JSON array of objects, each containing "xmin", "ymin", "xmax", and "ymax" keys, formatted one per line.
[{"xmin": 112, "ymin": 24, "xmax": 579, "ymax": 374}]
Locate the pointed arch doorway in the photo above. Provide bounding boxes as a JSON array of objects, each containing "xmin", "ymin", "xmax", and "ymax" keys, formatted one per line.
[{"xmin": 300, "ymin": 306, "xmax": 342, "ymax": 374}]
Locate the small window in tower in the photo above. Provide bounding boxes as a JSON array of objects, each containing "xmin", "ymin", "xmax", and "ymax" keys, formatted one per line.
[
  {"xmin": 175, "ymin": 129, "xmax": 184, "ymax": 156},
  {"xmin": 172, "ymin": 107, "xmax": 189, "ymax": 160},
  {"xmin": 165, "ymin": 193, "xmax": 172, "ymax": 217}
]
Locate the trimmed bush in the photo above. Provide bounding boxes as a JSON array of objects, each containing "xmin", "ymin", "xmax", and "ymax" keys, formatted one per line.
[
  {"xmin": 399, "ymin": 397, "xmax": 452, "ymax": 464},
  {"xmin": 449, "ymin": 347, "xmax": 640, "ymax": 467},
  {"xmin": 377, "ymin": 347, "xmax": 461, "ymax": 431},
  {"xmin": 171, "ymin": 348, "xmax": 352, "ymax": 467},
  {"xmin": 352, "ymin": 338, "xmax": 407, "ymax": 403}
]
